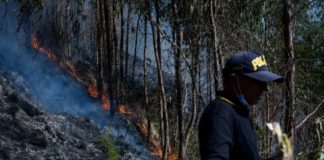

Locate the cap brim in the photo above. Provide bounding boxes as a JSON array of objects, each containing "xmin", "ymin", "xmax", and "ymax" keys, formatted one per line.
[{"xmin": 243, "ymin": 71, "xmax": 283, "ymax": 82}]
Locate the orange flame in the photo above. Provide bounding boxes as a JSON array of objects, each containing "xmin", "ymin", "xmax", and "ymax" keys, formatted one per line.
[
  {"xmin": 101, "ymin": 95, "xmax": 110, "ymax": 110},
  {"xmin": 31, "ymin": 34, "xmax": 57, "ymax": 61},
  {"xmin": 31, "ymin": 33, "xmax": 105, "ymax": 111},
  {"xmin": 60, "ymin": 61, "xmax": 79, "ymax": 78},
  {"xmin": 151, "ymin": 147, "xmax": 163, "ymax": 157},
  {"xmin": 87, "ymin": 85, "xmax": 99, "ymax": 98},
  {"xmin": 121, "ymin": 108, "xmax": 180, "ymax": 160},
  {"xmin": 149, "ymin": 140, "xmax": 179, "ymax": 160},
  {"xmin": 118, "ymin": 105, "xmax": 134, "ymax": 117},
  {"xmin": 31, "ymin": 33, "xmax": 179, "ymax": 159}
]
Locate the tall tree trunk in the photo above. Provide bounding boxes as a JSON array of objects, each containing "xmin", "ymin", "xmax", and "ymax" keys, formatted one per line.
[
  {"xmin": 143, "ymin": 12, "xmax": 151, "ymax": 144},
  {"xmin": 148, "ymin": 0, "xmax": 169, "ymax": 158},
  {"xmin": 131, "ymin": 14, "xmax": 141, "ymax": 85},
  {"xmin": 125, "ymin": 2, "xmax": 132, "ymax": 82},
  {"xmin": 172, "ymin": 0, "xmax": 184, "ymax": 159},
  {"xmin": 207, "ymin": 40, "xmax": 213, "ymax": 101},
  {"xmin": 283, "ymin": 0, "xmax": 295, "ymax": 139},
  {"xmin": 112, "ymin": 1, "xmax": 119, "ymax": 106},
  {"xmin": 154, "ymin": 0, "xmax": 162, "ymax": 64},
  {"xmin": 103, "ymin": 0, "xmax": 113, "ymax": 98},
  {"xmin": 58, "ymin": 3, "xmax": 64, "ymax": 60},
  {"xmin": 119, "ymin": 1, "xmax": 125, "ymax": 103},
  {"xmin": 102, "ymin": 0, "xmax": 108, "ymax": 94},
  {"xmin": 95, "ymin": 0, "xmax": 103, "ymax": 94},
  {"xmin": 210, "ymin": 0, "xmax": 223, "ymax": 92},
  {"xmin": 147, "ymin": 0, "xmax": 162, "ymax": 147},
  {"xmin": 96, "ymin": 0, "xmax": 104, "ymax": 92},
  {"xmin": 185, "ymin": 35, "xmax": 199, "ymax": 157},
  {"xmin": 66, "ymin": 0, "xmax": 72, "ymax": 60},
  {"xmin": 263, "ymin": 6, "xmax": 273, "ymax": 157}
]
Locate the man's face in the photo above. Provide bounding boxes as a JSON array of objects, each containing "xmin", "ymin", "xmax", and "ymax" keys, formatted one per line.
[{"xmin": 239, "ymin": 75, "xmax": 268, "ymax": 105}]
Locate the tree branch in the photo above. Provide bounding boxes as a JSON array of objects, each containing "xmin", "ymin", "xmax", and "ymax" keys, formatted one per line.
[{"xmin": 295, "ymin": 99, "xmax": 324, "ymax": 131}]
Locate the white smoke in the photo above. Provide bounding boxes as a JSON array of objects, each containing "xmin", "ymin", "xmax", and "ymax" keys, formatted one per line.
[{"xmin": 0, "ymin": 2, "xmax": 156, "ymax": 159}]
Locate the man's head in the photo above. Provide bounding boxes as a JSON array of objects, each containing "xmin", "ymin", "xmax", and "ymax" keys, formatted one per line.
[{"xmin": 223, "ymin": 51, "xmax": 282, "ymax": 105}]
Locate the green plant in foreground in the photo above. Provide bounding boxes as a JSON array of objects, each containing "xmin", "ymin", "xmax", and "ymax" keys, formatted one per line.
[{"xmin": 101, "ymin": 125, "xmax": 120, "ymax": 160}]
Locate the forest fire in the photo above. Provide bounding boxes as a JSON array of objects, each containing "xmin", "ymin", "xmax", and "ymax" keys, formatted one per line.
[
  {"xmin": 31, "ymin": 34, "xmax": 104, "ymax": 107},
  {"xmin": 101, "ymin": 95, "xmax": 110, "ymax": 110},
  {"xmin": 87, "ymin": 85, "xmax": 99, "ymax": 98},
  {"xmin": 117, "ymin": 105, "xmax": 174, "ymax": 159},
  {"xmin": 118, "ymin": 104, "xmax": 134, "ymax": 117},
  {"xmin": 118, "ymin": 105, "xmax": 180, "ymax": 160},
  {"xmin": 30, "ymin": 34, "xmax": 179, "ymax": 159},
  {"xmin": 59, "ymin": 61, "xmax": 79, "ymax": 79},
  {"xmin": 31, "ymin": 34, "xmax": 57, "ymax": 61}
]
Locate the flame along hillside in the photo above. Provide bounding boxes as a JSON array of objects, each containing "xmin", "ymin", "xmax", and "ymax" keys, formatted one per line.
[
  {"xmin": 31, "ymin": 34, "xmax": 107, "ymax": 109},
  {"xmin": 30, "ymin": 33, "xmax": 180, "ymax": 159},
  {"xmin": 0, "ymin": 33, "xmax": 159, "ymax": 159}
]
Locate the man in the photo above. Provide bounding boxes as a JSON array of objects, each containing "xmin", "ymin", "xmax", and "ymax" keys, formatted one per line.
[{"xmin": 199, "ymin": 51, "xmax": 283, "ymax": 160}]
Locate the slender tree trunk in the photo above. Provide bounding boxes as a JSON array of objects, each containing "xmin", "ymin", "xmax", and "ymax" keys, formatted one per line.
[
  {"xmin": 149, "ymin": 0, "xmax": 163, "ymax": 152},
  {"xmin": 143, "ymin": 13, "xmax": 151, "ymax": 143},
  {"xmin": 95, "ymin": 0, "xmax": 103, "ymax": 93},
  {"xmin": 147, "ymin": 0, "xmax": 162, "ymax": 148},
  {"xmin": 185, "ymin": 35, "xmax": 199, "ymax": 157},
  {"xmin": 210, "ymin": 0, "xmax": 223, "ymax": 91},
  {"xmin": 125, "ymin": 3, "xmax": 131, "ymax": 81},
  {"xmin": 58, "ymin": 3, "xmax": 64, "ymax": 60},
  {"xmin": 283, "ymin": 0, "xmax": 295, "ymax": 140},
  {"xmin": 157, "ymin": 1, "xmax": 169, "ymax": 157},
  {"xmin": 154, "ymin": 0, "xmax": 162, "ymax": 64},
  {"xmin": 149, "ymin": 0, "xmax": 169, "ymax": 158},
  {"xmin": 102, "ymin": 0, "xmax": 109, "ymax": 94},
  {"xmin": 103, "ymin": 0, "xmax": 113, "ymax": 96},
  {"xmin": 263, "ymin": 7, "xmax": 273, "ymax": 157},
  {"xmin": 131, "ymin": 14, "xmax": 141, "ymax": 86},
  {"xmin": 207, "ymin": 40, "xmax": 213, "ymax": 101},
  {"xmin": 66, "ymin": 0, "xmax": 71, "ymax": 60},
  {"xmin": 119, "ymin": 1, "xmax": 125, "ymax": 102},
  {"xmin": 172, "ymin": 0, "xmax": 184, "ymax": 158},
  {"xmin": 112, "ymin": 1, "xmax": 119, "ymax": 105}
]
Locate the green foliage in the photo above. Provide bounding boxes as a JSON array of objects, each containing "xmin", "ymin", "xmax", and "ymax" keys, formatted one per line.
[
  {"xmin": 101, "ymin": 133, "xmax": 120, "ymax": 160},
  {"xmin": 101, "ymin": 125, "xmax": 120, "ymax": 160}
]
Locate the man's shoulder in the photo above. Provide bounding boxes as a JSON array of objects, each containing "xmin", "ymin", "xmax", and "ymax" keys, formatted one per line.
[
  {"xmin": 199, "ymin": 98, "xmax": 238, "ymax": 130},
  {"xmin": 204, "ymin": 98, "xmax": 237, "ymax": 117},
  {"xmin": 207, "ymin": 98, "xmax": 236, "ymax": 110}
]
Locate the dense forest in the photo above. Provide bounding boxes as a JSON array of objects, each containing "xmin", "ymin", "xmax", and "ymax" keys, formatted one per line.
[{"xmin": 0, "ymin": 0, "xmax": 323, "ymax": 159}]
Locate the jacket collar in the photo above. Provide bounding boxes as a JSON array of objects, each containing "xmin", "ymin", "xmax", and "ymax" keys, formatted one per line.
[{"xmin": 216, "ymin": 91, "xmax": 250, "ymax": 116}]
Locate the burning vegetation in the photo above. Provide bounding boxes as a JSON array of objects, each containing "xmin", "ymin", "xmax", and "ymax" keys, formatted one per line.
[
  {"xmin": 30, "ymin": 33, "xmax": 179, "ymax": 159},
  {"xmin": 116, "ymin": 104, "xmax": 179, "ymax": 159},
  {"xmin": 31, "ymin": 34, "xmax": 106, "ymax": 107},
  {"xmin": 31, "ymin": 34, "xmax": 57, "ymax": 61}
]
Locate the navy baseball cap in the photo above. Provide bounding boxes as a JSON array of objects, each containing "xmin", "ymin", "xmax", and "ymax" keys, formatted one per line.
[{"xmin": 223, "ymin": 51, "xmax": 283, "ymax": 82}]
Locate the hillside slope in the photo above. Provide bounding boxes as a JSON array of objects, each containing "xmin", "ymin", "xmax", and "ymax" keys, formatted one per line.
[{"xmin": 0, "ymin": 70, "xmax": 107, "ymax": 160}]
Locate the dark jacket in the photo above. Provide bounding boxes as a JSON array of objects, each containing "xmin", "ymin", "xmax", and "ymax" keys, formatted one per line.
[{"xmin": 199, "ymin": 92, "xmax": 260, "ymax": 160}]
